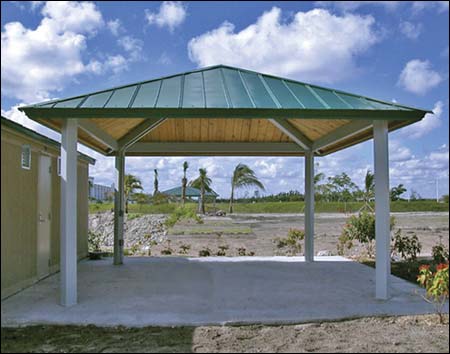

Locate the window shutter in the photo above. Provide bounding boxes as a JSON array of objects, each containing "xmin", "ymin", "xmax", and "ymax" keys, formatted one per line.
[{"xmin": 21, "ymin": 145, "xmax": 31, "ymax": 170}]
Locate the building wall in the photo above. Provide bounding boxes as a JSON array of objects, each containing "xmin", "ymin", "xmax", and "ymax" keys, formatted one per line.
[{"xmin": 1, "ymin": 128, "xmax": 90, "ymax": 299}]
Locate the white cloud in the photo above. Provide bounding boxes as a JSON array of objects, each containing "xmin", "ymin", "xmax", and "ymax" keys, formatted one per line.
[
  {"xmin": 316, "ymin": 1, "xmax": 449, "ymax": 13},
  {"xmin": 117, "ymin": 35, "xmax": 144, "ymax": 62},
  {"xmin": 1, "ymin": 1, "xmax": 104, "ymax": 102},
  {"xmin": 399, "ymin": 21, "xmax": 422, "ymax": 39},
  {"xmin": 145, "ymin": 1, "xmax": 187, "ymax": 32},
  {"xmin": 188, "ymin": 8, "xmax": 379, "ymax": 84},
  {"xmin": 401, "ymin": 101, "xmax": 444, "ymax": 138},
  {"xmin": 315, "ymin": 1, "xmax": 401, "ymax": 12},
  {"xmin": 412, "ymin": 1, "xmax": 449, "ymax": 14},
  {"xmin": 390, "ymin": 140, "xmax": 414, "ymax": 162},
  {"xmin": 107, "ymin": 19, "xmax": 123, "ymax": 36},
  {"xmin": 398, "ymin": 59, "xmax": 442, "ymax": 95}
]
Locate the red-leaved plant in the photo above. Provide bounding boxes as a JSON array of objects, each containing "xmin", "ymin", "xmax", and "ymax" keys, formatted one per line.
[{"xmin": 417, "ymin": 263, "xmax": 449, "ymax": 324}]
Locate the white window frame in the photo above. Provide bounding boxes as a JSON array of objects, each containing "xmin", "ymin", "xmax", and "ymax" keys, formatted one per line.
[
  {"xmin": 21, "ymin": 144, "xmax": 31, "ymax": 170},
  {"xmin": 57, "ymin": 156, "xmax": 61, "ymax": 176}
]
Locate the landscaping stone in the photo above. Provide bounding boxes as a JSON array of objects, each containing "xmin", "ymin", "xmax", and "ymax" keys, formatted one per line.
[{"xmin": 89, "ymin": 212, "xmax": 167, "ymax": 250}]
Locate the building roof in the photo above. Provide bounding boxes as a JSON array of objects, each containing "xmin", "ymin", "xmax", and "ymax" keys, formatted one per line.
[
  {"xmin": 18, "ymin": 64, "xmax": 429, "ymax": 156},
  {"xmin": 1, "ymin": 116, "xmax": 96, "ymax": 165},
  {"xmin": 161, "ymin": 186, "xmax": 218, "ymax": 197}
]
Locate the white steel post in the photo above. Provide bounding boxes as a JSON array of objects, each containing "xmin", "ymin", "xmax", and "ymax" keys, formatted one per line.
[
  {"xmin": 305, "ymin": 151, "xmax": 315, "ymax": 262},
  {"xmin": 113, "ymin": 150, "xmax": 125, "ymax": 265},
  {"xmin": 60, "ymin": 119, "xmax": 78, "ymax": 307},
  {"xmin": 374, "ymin": 120, "xmax": 391, "ymax": 300}
]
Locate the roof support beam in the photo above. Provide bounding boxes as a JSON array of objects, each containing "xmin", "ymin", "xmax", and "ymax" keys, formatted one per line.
[
  {"xmin": 118, "ymin": 118, "xmax": 166, "ymax": 151},
  {"xmin": 78, "ymin": 120, "xmax": 118, "ymax": 152},
  {"xmin": 269, "ymin": 119, "xmax": 312, "ymax": 151},
  {"xmin": 312, "ymin": 120, "xmax": 373, "ymax": 152},
  {"xmin": 125, "ymin": 142, "xmax": 304, "ymax": 155}
]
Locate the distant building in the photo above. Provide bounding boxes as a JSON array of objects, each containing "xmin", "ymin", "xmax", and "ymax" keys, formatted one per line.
[
  {"xmin": 89, "ymin": 177, "xmax": 114, "ymax": 201},
  {"xmin": 161, "ymin": 186, "xmax": 218, "ymax": 203}
]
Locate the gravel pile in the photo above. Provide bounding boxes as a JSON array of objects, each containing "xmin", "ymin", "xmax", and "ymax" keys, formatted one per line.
[{"xmin": 89, "ymin": 212, "xmax": 167, "ymax": 250}]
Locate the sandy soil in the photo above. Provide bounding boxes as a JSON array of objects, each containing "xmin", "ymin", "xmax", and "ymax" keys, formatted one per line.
[
  {"xmin": 1, "ymin": 315, "xmax": 448, "ymax": 353},
  {"xmin": 149, "ymin": 212, "xmax": 449, "ymax": 258}
]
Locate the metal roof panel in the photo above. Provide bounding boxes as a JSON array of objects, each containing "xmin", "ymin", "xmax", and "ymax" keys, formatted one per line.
[
  {"xmin": 105, "ymin": 86, "xmax": 137, "ymax": 108},
  {"xmin": 132, "ymin": 81, "xmax": 160, "ymax": 108},
  {"xmin": 182, "ymin": 72, "xmax": 205, "ymax": 108},
  {"xmin": 156, "ymin": 76, "xmax": 182, "ymax": 108}
]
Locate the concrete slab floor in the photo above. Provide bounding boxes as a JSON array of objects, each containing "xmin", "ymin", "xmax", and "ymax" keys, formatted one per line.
[{"xmin": 1, "ymin": 256, "xmax": 447, "ymax": 327}]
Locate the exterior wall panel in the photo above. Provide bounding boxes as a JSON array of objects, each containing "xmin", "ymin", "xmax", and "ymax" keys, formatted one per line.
[{"xmin": 1, "ymin": 127, "xmax": 91, "ymax": 299}]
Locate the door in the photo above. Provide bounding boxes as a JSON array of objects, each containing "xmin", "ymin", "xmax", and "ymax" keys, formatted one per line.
[{"xmin": 37, "ymin": 155, "xmax": 52, "ymax": 279}]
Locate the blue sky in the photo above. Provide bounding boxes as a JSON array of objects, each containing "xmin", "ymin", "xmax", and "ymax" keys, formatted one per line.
[{"xmin": 1, "ymin": 1, "xmax": 449, "ymax": 199}]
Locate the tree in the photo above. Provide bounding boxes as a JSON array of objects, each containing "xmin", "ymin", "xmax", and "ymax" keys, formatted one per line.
[
  {"xmin": 189, "ymin": 168, "xmax": 212, "ymax": 214},
  {"xmin": 229, "ymin": 163, "xmax": 265, "ymax": 214},
  {"xmin": 133, "ymin": 192, "xmax": 151, "ymax": 212},
  {"xmin": 181, "ymin": 161, "xmax": 189, "ymax": 205},
  {"xmin": 153, "ymin": 169, "xmax": 159, "ymax": 196},
  {"xmin": 390, "ymin": 184, "xmax": 407, "ymax": 201},
  {"xmin": 327, "ymin": 172, "xmax": 358, "ymax": 202},
  {"xmin": 360, "ymin": 170, "xmax": 374, "ymax": 211},
  {"xmin": 124, "ymin": 174, "xmax": 143, "ymax": 213}
]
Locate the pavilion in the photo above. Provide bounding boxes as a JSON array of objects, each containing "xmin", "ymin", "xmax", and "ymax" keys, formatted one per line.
[{"xmin": 19, "ymin": 64, "xmax": 430, "ymax": 307}]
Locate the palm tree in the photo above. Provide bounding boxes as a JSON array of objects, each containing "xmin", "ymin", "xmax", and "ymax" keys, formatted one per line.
[
  {"xmin": 124, "ymin": 174, "xmax": 143, "ymax": 213},
  {"xmin": 153, "ymin": 169, "xmax": 159, "ymax": 196},
  {"xmin": 361, "ymin": 169, "xmax": 374, "ymax": 211},
  {"xmin": 229, "ymin": 163, "xmax": 265, "ymax": 214},
  {"xmin": 189, "ymin": 168, "xmax": 212, "ymax": 214},
  {"xmin": 181, "ymin": 161, "xmax": 189, "ymax": 205}
]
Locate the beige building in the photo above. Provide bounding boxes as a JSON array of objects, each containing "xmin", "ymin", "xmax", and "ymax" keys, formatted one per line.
[{"xmin": 1, "ymin": 116, "xmax": 95, "ymax": 299}]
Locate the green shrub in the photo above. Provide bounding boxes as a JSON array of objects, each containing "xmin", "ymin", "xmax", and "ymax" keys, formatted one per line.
[
  {"xmin": 340, "ymin": 212, "xmax": 395, "ymax": 258},
  {"xmin": 199, "ymin": 248, "xmax": 212, "ymax": 257},
  {"xmin": 165, "ymin": 206, "xmax": 203, "ymax": 227},
  {"xmin": 392, "ymin": 229, "xmax": 422, "ymax": 262},
  {"xmin": 432, "ymin": 236, "xmax": 449, "ymax": 264},
  {"xmin": 237, "ymin": 247, "xmax": 247, "ymax": 256},
  {"xmin": 274, "ymin": 228, "xmax": 304, "ymax": 256}
]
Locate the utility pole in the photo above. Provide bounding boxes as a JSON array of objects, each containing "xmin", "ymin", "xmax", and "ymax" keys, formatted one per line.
[{"xmin": 436, "ymin": 178, "xmax": 439, "ymax": 203}]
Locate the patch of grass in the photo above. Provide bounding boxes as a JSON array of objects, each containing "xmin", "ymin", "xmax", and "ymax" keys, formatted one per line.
[
  {"xmin": 361, "ymin": 259, "xmax": 433, "ymax": 284},
  {"xmin": 164, "ymin": 206, "xmax": 203, "ymax": 228},
  {"xmin": 126, "ymin": 213, "xmax": 143, "ymax": 221},
  {"xmin": 169, "ymin": 227, "xmax": 252, "ymax": 235},
  {"xmin": 0, "ymin": 325, "xmax": 194, "ymax": 353},
  {"xmin": 89, "ymin": 200, "xmax": 449, "ymax": 215}
]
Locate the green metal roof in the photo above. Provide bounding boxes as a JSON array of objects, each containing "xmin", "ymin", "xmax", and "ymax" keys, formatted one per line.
[
  {"xmin": 1, "ymin": 116, "xmax": 96, "ymax": 165},
  {"xmin": 19, "ymin": 64, "xmax": 430, "ymax": 119},
  {"xmin": 161, "ymin": 186, "xmax": 218, "ymax": 197}
]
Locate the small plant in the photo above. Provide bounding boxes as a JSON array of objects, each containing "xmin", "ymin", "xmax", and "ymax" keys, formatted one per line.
[
  {"xmin": 337, "ymin": 230, "xmax": 353, "ymax": 256},
  {"xmin": 161, "ymin": 240, "xmax": 173, "ymax": 256},
  {"xmin": 216, "ymin": 245, "xmax": 229, "ymax": 256},
  {"xmin": 417, "ymin": 263, "xmax": 449, "ymax": 324},
  {"xmin": 392, "ymin": 229, "xmax": 422, "ymax": 262},
  {"xmin": 432, "ymin": 236, "xmax": 449, "ymax": 264},
  {"xmin": 274, "ymin": 228, "xmax": 304, "ymax": 256},
  {"xmin": 199, "ymin": 247, "xmax": 212, "ymax": 257},
  {"xmin": 179, "ymin": 244, "xmax": 191, "ymax": 255},
  {"xmin": 237, "ymin": 247, "xmax": 247, "ymax": 256},
  {"xmin": 340, "ymin": 212, "xmax": 395, "ymax": 258}
]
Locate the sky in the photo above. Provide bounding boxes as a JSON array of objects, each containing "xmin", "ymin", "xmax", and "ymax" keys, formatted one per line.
[{"xmin": 1, "ymin": 1, "xmax": 449, "ymax": 199}]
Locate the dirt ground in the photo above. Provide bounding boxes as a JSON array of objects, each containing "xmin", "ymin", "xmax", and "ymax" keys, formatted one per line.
[
  {"xmin": 150, "ymin": 212, "xmax": 449, "ymax": 258},
  {"xmin": 1, "ymin": 315, "xmax": 448, "ymax": 353}
]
